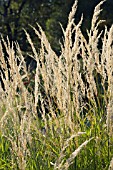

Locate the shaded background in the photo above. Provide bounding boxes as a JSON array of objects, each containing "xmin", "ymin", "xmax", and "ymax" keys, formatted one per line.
[{"xmin": 0, "ymin": 0, "xmax": 113, "ymax": 67}]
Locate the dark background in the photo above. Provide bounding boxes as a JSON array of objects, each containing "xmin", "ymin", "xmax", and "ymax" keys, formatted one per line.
[{"xmin": 0, "ymin": 0, "xmax": 113, "ymax": 64}]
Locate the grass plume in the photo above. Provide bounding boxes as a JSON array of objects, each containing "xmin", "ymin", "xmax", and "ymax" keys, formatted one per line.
[{"xmin": 0, "ymin": 0, "xmax": 113, "ymax": 169}]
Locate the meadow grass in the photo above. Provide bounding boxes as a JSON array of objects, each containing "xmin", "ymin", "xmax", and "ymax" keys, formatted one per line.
[{"xmin": 0, "ymin": 0, "xmax": 113, "ymax": 169}]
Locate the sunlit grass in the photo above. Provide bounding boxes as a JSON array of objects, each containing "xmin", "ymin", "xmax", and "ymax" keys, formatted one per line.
[{"xmin": 0, "ymin": 0, "xmax": 113, "ymax": 169}]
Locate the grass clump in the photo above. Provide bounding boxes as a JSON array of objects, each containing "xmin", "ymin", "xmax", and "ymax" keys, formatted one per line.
[{"xmin": 0, "ymin": 0, "xmax": 113, "ymax": 169}]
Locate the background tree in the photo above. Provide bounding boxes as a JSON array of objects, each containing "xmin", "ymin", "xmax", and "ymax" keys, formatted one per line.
[{"xmin": 0, "ymin": 0, "xmax": 113, "ymax": 65}]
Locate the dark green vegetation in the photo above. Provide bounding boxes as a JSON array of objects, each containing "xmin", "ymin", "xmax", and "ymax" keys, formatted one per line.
[
  {"xmin": 0, "ymin": 0, "xmax": 74, "ymax": 55},
  {"xmin": 0, "ymin": 0, "xmax": 113, "ymax": 55}
]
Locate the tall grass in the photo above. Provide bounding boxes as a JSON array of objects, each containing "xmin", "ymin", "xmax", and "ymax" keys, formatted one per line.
[{"xmin": 0, "ymin": 0, "xmax": 113, "ymax": 169}]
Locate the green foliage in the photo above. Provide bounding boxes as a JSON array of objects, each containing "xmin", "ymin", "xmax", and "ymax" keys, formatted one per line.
[
  {"xmin": 0, "ymin": 0, "xmax": 113, "ymax": 56},
  {"xmin": 0, "ymin": 133, "xmax": 12, "ymax": 170}
]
